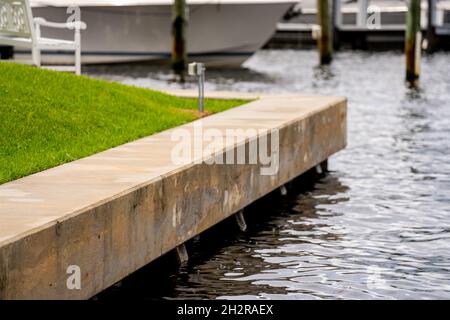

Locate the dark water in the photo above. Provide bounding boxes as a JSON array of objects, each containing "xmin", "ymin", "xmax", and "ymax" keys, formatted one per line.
[{"xmin": 89, "ymin": 50, "xmax": 450, "ymax": 299}]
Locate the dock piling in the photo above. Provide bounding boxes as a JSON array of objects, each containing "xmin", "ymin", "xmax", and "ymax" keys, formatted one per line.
[
  {"xmin": 405, "ymin": 0, "xmax": 422, "ymax": 86},
  {"xmin": 316, "ymin": 0, "xmax": 333, "ymax": 64},
  {"xmin": 171, "ymin": 0, "xmax": 188, "ymax": 82}
]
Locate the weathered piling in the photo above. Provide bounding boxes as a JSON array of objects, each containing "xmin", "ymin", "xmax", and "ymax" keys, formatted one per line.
[
  {"xmin": 171, "ymin": 0, "xmax": 188, "ymax": 81},
  {"xmin": 405, "ymin": 0, "xmax": 422, "ymax": 85},
  {"xmin": 426, "ymin": 0, "xmax": 438, "ymax": 53},
  {"xmin": 316, "ymin": 0, "xmax": 333, "ymax": 64}
]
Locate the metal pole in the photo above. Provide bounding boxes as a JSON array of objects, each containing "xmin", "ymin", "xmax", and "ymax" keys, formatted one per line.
[
  {"xmin": 172, "ymin": 0, "xmax": 187, "ymax": 82},
  {"xmin": 405, "ymin": 0, "xmax": 421, "ymax": 86},
  {"xmin": 189, "ymin": 62, "xmax": 205, "ymax": 113},
  {"xmin": 198, "ymin": 65, "xmax": 205, "ymax": 113},
  {"xmin": 317, "ymin": 0, "xmax": 333, "ymax": 64}
]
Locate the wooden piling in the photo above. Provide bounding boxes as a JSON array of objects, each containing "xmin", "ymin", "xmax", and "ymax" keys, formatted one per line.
[
  {"xmin": 405, "ymin": 0, "xmax": 421, "ymax": 85},
  {"xmin": 172, "ymin": 0, "xmax": 187, "ymax": 81},
  {"xmin": 317, "ymin": 0, "xmax": 333, "ymax": 64}
]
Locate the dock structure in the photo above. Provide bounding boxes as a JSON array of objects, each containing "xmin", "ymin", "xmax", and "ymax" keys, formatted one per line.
[
  {"xmin": 0, "ymin": 92, "xmax": 347, "ymax": 299},
  {"xmin": 269, "ymin": 0, "xmax": 450, "ymax": 50}
]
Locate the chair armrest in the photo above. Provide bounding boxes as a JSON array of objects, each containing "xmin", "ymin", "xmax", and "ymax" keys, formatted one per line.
[{"xmin": 33, "ymin": 17, "xmax": 87, "ymax": 30}]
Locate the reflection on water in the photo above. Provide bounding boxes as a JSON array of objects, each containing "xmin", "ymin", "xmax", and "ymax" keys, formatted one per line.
[{"xmin": 90, "ymin": 50, "xmax": 450, "ymax": 299}]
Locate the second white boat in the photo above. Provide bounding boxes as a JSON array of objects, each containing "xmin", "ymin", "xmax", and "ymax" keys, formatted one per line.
[{"xmin": 25, "ymin": 0, "xmax": 297, "ymax": 67}]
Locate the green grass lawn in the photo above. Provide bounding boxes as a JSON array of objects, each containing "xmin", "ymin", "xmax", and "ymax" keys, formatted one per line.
[{"xmin": 0, "ymin": 61, "xmax": 247, "ymax": 184}]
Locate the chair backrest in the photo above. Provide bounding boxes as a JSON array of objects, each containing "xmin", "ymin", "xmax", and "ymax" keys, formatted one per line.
[{"xmin": 0, "ymin": 0, "xmax": 34, "ymax": 38}]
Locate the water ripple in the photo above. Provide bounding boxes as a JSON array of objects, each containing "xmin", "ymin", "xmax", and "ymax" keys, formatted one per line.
[{"xmin": 90, "ymin": 50, "xmax": 450, "ymax": 299}]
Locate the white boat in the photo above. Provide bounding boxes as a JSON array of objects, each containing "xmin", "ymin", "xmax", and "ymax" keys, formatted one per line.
[{"xmin": 19, "ymin": 0, "xmax": 296, "ymax": 66}]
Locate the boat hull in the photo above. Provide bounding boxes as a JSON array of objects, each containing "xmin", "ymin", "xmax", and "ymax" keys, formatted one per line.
[{"xmin": 17, "ymin": 2, "xmax": 294, "ymax": 67}]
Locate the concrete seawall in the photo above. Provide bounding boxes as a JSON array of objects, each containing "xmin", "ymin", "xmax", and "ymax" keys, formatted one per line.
[{"xmin": 0, "ymin": 93, "xmax": 347, "ymax": 299}]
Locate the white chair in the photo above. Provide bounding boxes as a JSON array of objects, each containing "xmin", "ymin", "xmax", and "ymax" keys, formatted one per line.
[{"xmin": 0, "ymin": 0, "xmax": 86, "ymax": 75}]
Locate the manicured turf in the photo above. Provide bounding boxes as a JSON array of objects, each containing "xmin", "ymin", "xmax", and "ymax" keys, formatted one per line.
[{"xmin": 0, "ymin": 62, "xmax": 247, "ymax": 184}]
